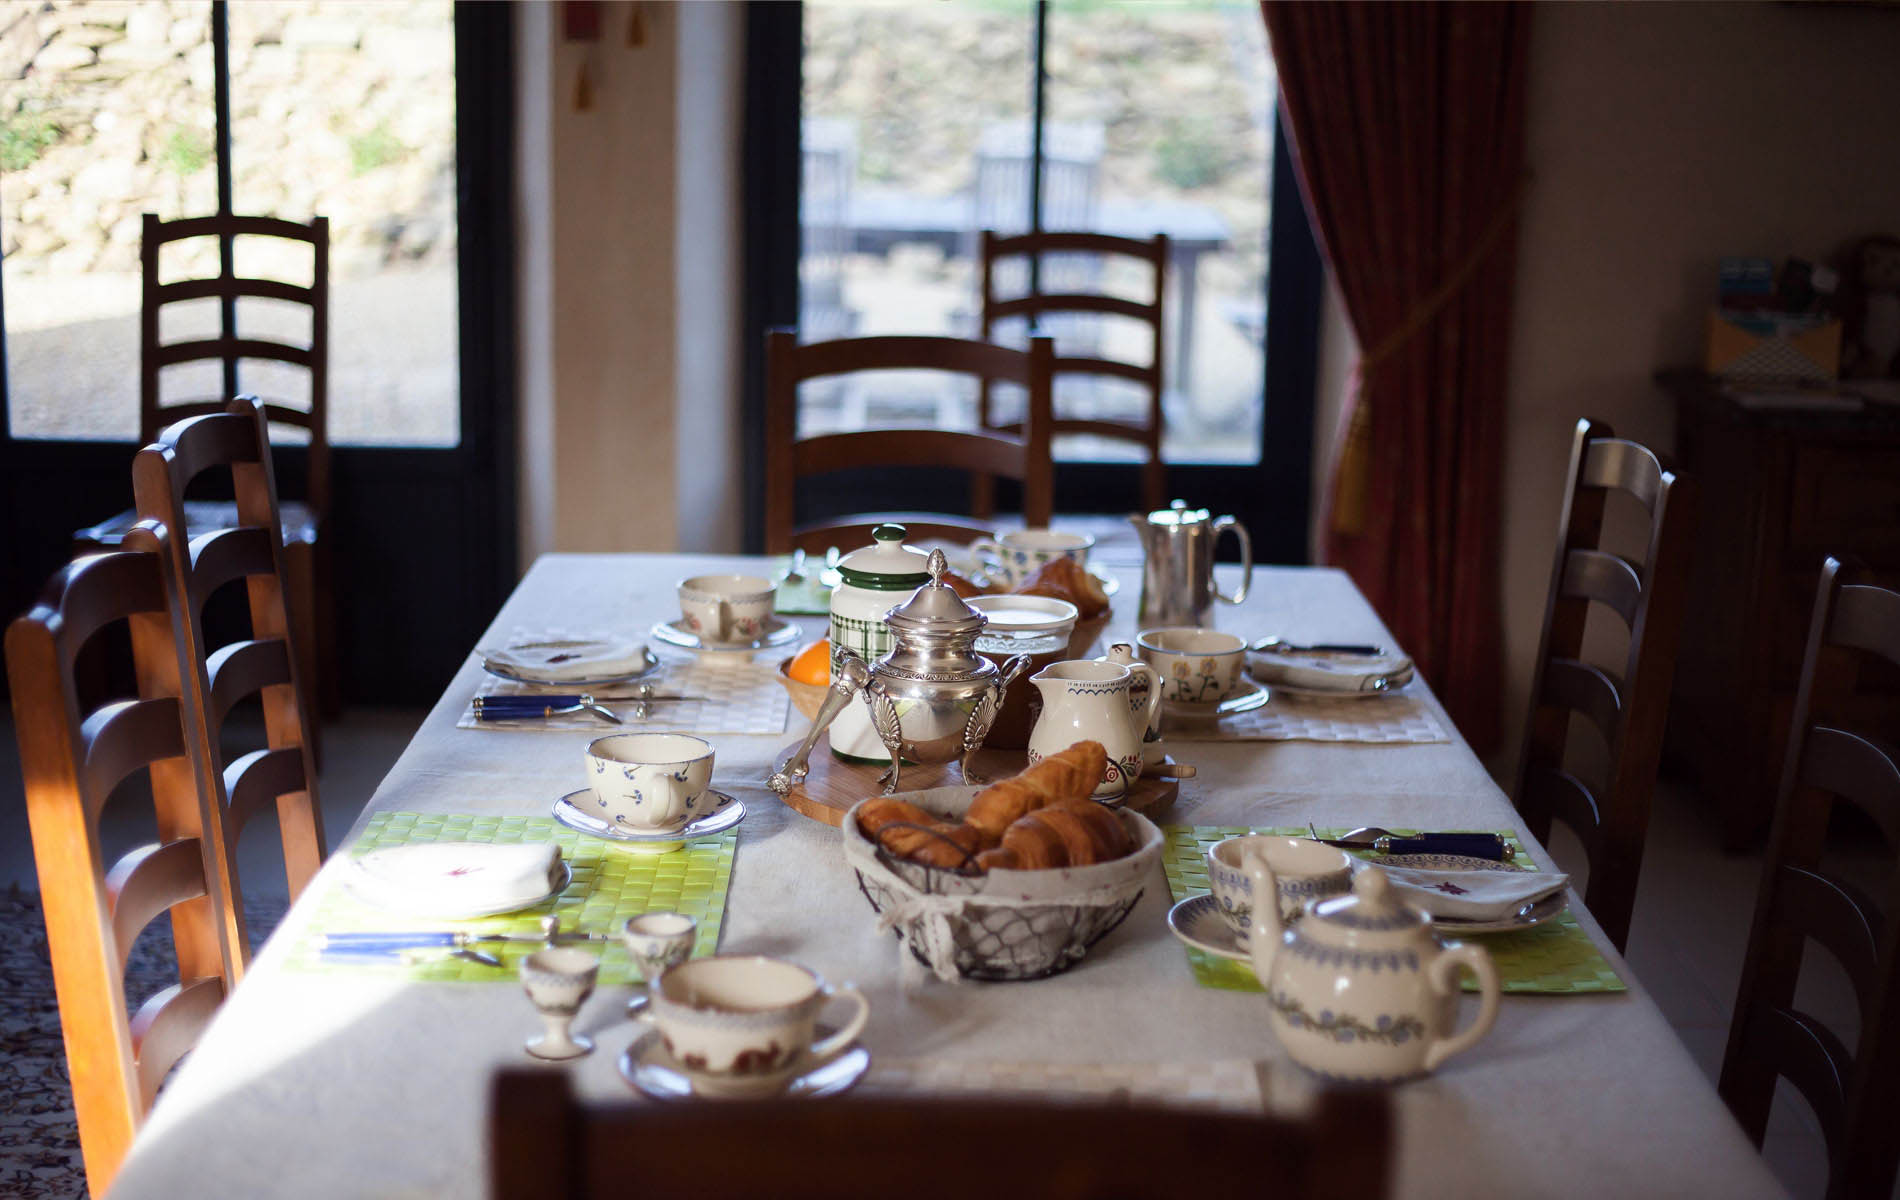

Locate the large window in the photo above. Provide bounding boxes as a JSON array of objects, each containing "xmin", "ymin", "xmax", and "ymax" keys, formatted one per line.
[
  {"xmin": 799, "ymin": 0, "xmax": 1275, "ymax": 466},
  {"xmin": 1, "ymin": 0, "xmax": 459, "ymax": 446}
]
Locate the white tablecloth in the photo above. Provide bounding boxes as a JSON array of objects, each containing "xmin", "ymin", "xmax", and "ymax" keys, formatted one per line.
[{"xmin": 109, "ymin": 555, "xmax": 1786, "ymax": 1200}]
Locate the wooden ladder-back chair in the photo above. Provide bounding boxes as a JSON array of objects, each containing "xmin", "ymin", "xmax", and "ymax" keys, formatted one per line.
[
  {"xmin": 490, "ymin": 1068, "xmax": 1390, "ymax": 1200},
  {"xmin": 1719, "ymin": 558, "xmax": 1900, "ymax": 1199},
  {"xmin": 764, "ymin": 331, "xmax": 1055, "ymax": 556},
  {"xmin": 979, "ymin": 229, "xmax": 1170, "ymax": 512},
  {"xmin": 76, "ymin": 212, "xmax": 334, "ymax": 719},
  {"xmin": 1511, "ymin": 418, "xmax": 1697, "ymax": 953},
  {"xmin": 133, "ymin": 396, "xmax": 327, "ymax": 929},
  {"xmin": 5, "ymin": 529, "xmax": 236, "ymax": 1197}
]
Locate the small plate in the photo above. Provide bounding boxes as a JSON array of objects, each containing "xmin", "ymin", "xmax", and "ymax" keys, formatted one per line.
[
  {"xmin": 1161, "ymin": 677, "xmax": 1271, "ymax": 721},
  {"xmin": 479, "ymin": 638, "xmax": 659, "ymax": 687},
  {"xmin": 552, "ymin": 790, "xmax": 744, "ymax": 849},
  {"xmin": 1376, "ymin": 853, "xmax": 1569, "ymax": 934},
  {"xmin": 342, "ymin": 859, "xmax": 571, "ymax": 920},
  {"xmin": 619, "ymin": 1024, "xmax": 870, "ymax": 1101},
  {"xmin": 1166, "ymin": 894, "xmax": 1249, "ymax": 963},
  {"xmin": 651, "ymin": 617, "xmax": 803, "ymax": 654}
]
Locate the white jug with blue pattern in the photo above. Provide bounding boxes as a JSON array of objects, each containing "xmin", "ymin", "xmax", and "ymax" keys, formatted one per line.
[{"xmin": 1246, "ymin": 862, "xmax": 1502, "ymax": 1082}]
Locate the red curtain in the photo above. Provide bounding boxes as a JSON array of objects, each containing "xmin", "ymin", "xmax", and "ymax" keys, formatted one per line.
[{"xmin": 1262, "ymin": 2, "xmax": 1529, "ymax": 753}]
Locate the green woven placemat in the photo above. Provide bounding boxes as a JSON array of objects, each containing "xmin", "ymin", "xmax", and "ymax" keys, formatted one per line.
[
  {"xmin": 772, "ymin": 559, "xmax": 832, "ymax": 616},
  {"xmin": 284, "ymin": 811, "xmax": 736, "ymax": 984},
  {"xmin": 1161, "ymin": 825, "xmax": 1625, "ymax": 995}
]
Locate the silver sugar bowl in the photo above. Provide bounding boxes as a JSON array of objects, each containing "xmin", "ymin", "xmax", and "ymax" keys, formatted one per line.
[{"xmin": 768, "ymin": 550, "xmax": 1029, "ymax": 795}]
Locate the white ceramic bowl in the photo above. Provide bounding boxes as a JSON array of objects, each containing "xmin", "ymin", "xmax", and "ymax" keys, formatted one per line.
[{"xmin": 585, "ymin": 733, "xmax": 715, "ymax": 832}]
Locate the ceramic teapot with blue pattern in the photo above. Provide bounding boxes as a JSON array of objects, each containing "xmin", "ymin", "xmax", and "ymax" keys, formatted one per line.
[{"xmin": 1246, "ymin": 861, "xmax": 1502, "ymax": 1082}]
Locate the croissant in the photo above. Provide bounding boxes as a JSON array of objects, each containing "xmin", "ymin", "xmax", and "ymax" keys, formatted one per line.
[
  {"xmin": 855, "ymin": 797, "xmax": 939, "ymax": 840},
  {"xmin": 996, "ymin": 814, "xmax": 1070, "ymax": 869},
  {"xmin": 875, "ymin": 819, "xmax": 987, "ymax": 870},
  {"xmin": 1036, "ymin": 802, "xmax": 1132, "ymax": 864},
  {"xmin": 1014, "ymin": 556, "xmax": 1110, "ymax": 619},
  {"xmin": 965, "ymin": 741, "xmax": 1107, "ymax": 839}
]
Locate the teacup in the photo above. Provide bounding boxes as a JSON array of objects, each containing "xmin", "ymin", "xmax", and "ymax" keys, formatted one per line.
[
  {"xmin": 678, "ymin": 574, "xmax": 775, "ymax": 645},
  {"xmin": 1137, "ymin": 627, "xmax": 1247, "ymax": 706},
  {"xmin": 586, "ymin": 733, "xmax": 715, "ymax": 832},
  {"xmin": 971, "ymin": 529, "xmax": 1094, "ymax": 589},
  {"xmin": 647, "ymin": 955, "xmax": 870, "ymax": 1089},
  {"xmin": 622, "ymin": 911, "xmax": 698, "ymax": 983},
  {"xmin": 1206, "ymin": 835, "xmax": 1353, "ymax": 942}
]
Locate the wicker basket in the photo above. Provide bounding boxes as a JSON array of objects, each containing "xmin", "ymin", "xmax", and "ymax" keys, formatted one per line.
[{"xmin": 840, "ymin": 786, "xmax": 1162, "ymax": 982}]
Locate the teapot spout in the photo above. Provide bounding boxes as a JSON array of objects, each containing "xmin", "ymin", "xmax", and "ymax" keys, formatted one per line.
[{"xmin": 1244, "ymin": 851, "xmax": 1284, "ymax": 983}]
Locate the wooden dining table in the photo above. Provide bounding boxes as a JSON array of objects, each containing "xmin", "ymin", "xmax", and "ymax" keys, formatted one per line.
[{"xmin": 107, "ymin": 554, "xmax": 1786, "ymax": 1199}]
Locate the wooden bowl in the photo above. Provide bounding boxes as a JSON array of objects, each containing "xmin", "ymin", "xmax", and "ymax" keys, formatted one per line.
[{"xmin": 776, "ymin": 655, "xmax": 829, "ymax": 722}]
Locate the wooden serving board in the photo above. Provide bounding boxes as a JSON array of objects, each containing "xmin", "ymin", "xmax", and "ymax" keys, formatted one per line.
[{"xmin": 771, "ymin": 731, "xmax": 1182, "ymax": 827}]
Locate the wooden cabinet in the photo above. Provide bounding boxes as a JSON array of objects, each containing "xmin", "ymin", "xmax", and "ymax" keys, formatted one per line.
[{"xmin": 1659, "ymin": 369, "xmax": 1900, "ymax": 847}]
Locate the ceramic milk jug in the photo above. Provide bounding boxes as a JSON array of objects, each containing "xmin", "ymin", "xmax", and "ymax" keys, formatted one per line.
[
  {"xmin": 1026, "ymin": 659, "xmax": 1162, "ymax": 801},
  {"xmin": 1130, "ymin": 500, "xmax": 1253, "ymax": 628},
  {"xmin": 828, "ymin": 524, "xmax": 931, "ymax": 761},
  {"xmin": 1096, "ymin": 642, "xmax": 1166, "ymax": 769},
  {"xmin": 1246, "ymin": 862, "xmax": 1502, "ymax": 1082}
]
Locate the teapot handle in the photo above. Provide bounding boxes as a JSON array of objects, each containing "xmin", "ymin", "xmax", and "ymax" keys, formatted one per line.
[
  {"xmin": 1422, "ymin": 942, "xmax": 1502, "ymax": 1072},
  {"xmin": 1213, "ymin": 516, "xmax": 1252, "ymax": 605}
]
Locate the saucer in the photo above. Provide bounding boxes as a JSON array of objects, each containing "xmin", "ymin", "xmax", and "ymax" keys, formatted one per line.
[
  {"xmin": 651, "ymin": 617, "xmax": 802, "ymax": 654},
  {"xmin": 1161, "ymin": 678, "xmax": 1270, "ymax": 721},
  {"xmin": 552, "ymin": 790, "xmax": 744, "ymax": 852},
  {"xmin": 479, "ymin": 638, "xmax": 659, "ymax": 687},
  {"xmin": 619, "ymin": 1024, "xmax": 870, "ymax": 1101},
  {"xmin": 1166, "ymin": 894, "xmax": 1249, "ymax": 963}
]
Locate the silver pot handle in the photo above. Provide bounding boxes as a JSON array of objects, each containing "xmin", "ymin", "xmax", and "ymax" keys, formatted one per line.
[
  {"xmin": 767, "ymin": 652, "xmax": 870, "ymax": 794},
  {"xmin": 1214, "ymin": 515, "xmax": 1252, "ymax": 605}
]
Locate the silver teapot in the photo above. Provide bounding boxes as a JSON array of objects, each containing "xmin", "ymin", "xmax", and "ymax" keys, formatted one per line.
[
  {"xmin": 769, "ymin": 551, "xmax": 1030, "ymax": 795},
  {"xmin": 1130, "ymin": 500, "xmax": 1253, "ymax": 628}
]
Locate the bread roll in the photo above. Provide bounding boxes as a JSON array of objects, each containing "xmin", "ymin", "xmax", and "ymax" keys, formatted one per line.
[{"xmin": 1014, "ymin": 556, "xmax": 1110, "ymax": 619}]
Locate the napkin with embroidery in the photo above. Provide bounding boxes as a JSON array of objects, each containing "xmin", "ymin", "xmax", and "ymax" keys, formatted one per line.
[
  {"xmin": 1366, "ymin": 861, "xmax": 1569, "ymax": 922},
  {"xmin": 1247, "ymin": 648, "xmax": 1414, "ymax": 694},
  {"xmin": 346, "ymin": 842, "xmax": 566, "ymax": 915},
  {"xmin": 479, "ymin": 636, "xmax": 651, "ymax": 682}
]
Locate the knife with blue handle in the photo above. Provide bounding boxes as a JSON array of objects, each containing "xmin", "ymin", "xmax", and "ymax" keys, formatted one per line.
[
  {"xmin": 318, "ymin": 930, "xmax": 606, "ymax": 951},
  {"xmin": 1311, "ymin": 826, "xmax": 1510, "ymax": 861}
]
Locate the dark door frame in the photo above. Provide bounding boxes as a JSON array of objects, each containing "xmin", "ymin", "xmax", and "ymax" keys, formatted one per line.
[{"xmin": 738, "ymin": 1, "xmax": 1321, "ymax": 564}]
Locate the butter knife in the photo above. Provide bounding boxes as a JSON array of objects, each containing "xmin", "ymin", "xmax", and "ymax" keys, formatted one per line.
[{"xmin": 1309, "ymin": 824, "xmax": 1509, "ymax": 861}]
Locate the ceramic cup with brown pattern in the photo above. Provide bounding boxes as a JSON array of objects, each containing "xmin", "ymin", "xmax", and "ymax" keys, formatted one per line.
[{"xmin": 646, "ymin": 955, "xmax": 869, "ymax": 1089}]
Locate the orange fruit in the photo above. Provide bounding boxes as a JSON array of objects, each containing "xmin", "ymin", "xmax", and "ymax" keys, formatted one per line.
[{"xmin": 787, "ymin": 639, "xmax": 831, "ymax": 686}]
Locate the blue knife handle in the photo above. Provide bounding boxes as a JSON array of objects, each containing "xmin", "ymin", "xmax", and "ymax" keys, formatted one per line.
[
  {"xmin": 1383, "ymin": 833, "xmax": 1508, "ymax": 860},
  {"xmin": 479, "ymin": 695, "xmax": 584, "ymax": 708},
  {"xmin": 320, "ymin": 932, "xmax": 457, "ymax": 950}
]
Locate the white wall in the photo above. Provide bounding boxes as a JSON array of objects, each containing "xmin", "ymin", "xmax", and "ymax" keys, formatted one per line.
[{"xmin": 1488, "ymin": 1, "xmax": 1900, "ymax": 773}]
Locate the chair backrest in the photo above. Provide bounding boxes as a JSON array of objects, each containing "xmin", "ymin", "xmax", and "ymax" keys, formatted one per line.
[
  {"xmin": 490, "ymin": 1068, "xmax": 1390, "ymax": 1200},
  {"xmin": 1511, "ymin": 417, "xmax": 1697, "ymax": 952},
  {"xmin": 133, "ymin": 396, "xmax": 327, "ymax": 950},
  {"xmin": 980, "ymin": 228, "xmax": 1170, "ymax": 511},
  {"xmin": 5, "ymin": 532, "xmax": 234, "ymax": 1197},
  {"xmin": 764, "ymin": 331, "xmax": 1055, "ymax": 556},
  {"xmin": 141, "ymin": 212, "xmax": 330, "ymax": 520},
  {"xmin": 1719, "ymin": 557, "xmax": 1900, "ymax": 1199}
]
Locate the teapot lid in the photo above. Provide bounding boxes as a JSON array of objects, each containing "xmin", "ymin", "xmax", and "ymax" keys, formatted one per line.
[
  {"xmin": 1301, "ymin": 867, "xmax": 1430, "ymax": 949},
  {"xmin": 838, "ymin": 524, "xmax": 931, "ymax": 590},
  {"xmin": 1144, "ymin": 499, "xmax": 1211, "ymax": 528},
  {"xmin": 884, "ymin": 550, "xmax": 988, "ymax": 639}
]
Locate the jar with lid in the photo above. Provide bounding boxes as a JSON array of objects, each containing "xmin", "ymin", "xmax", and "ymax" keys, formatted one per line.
[{"xmin": 827, "ymin": 524, "xmax": 930, "ymax": 761}]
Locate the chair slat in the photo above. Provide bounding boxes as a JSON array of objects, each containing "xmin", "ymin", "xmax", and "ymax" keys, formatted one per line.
[
  {"xmin": 1578, "ymin": 436, "xmax": 1666, "ymax": 510},
  {"xmin": 1831, "ymin": 584, "xmax": 1900, "ymax": 671},
  {"xmin": 155, "ymin": 276, "xmax": 314, "ymax": 306},
  {"xmin": 105, "ymin": 840, "xmax": 211, "ymax": 974},
  {"xmin": 79, "ymin": 698, "xmax": 186, "ymax": 822},
  {"xmin": 790, "ymin": 334, "xmax": 1036, "ymax": 384},
  {"xmin": 989, "ymin": 293, "xmax": 1156, "ymax": 323},
  {"xmin": 1521, "ymin": 764, "xmax": 1603, "ymax": 852},
  {"xmin": 1539, "ymin": 657, "xmax": 1624, "ymax": 747},
  {"xmin": 1742, "ymin": 1005, "xmax": 1850, "ymax": 1153},
  {"xmin": 223, "ymin": 746, "xmax": 308, "ymax": 841},
  {"xmin": 155, "ymin": 336, "xmax": 314, "ymax": 370},
  {"xmin": 1775, "ymin": 865, "xmax": 1883, "ymax": 1022},
  {"xmin": 793, "ymin": 429, "xmax": 1032, "ymax": 479},
  {"xmin": 1560, "ymin": 547, "xmax": 1644, "ymax": 626},
  {"xmin": 129, "ymin": 976, "xmax": 226, "ymax": 1110},
  {"xmin": 206, "ymin": 639, "xmax": 295, "ymax": 727},
  {"xmin": 1801, "ymin": 726, "xmax": 1900, "ymax": 853},
  {"xmin": 187, "ymin": 524, "xmax": 277, "ymax": 595}
]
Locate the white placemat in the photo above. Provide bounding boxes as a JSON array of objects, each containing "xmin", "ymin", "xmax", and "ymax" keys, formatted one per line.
[
  {"xmin": 1163, "ymin": 689, "xmax": 1450, "ymax": 744},
  {"xmin": 460, "ymin": 631, "xmax": 789, "ymax": 735},
  {"xmin": 861, "ymin": 1057, "xmax": 1263, "ymax": 1113}
]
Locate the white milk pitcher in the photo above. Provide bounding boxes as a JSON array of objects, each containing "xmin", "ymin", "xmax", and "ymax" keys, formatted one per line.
[{"xmin": 1026, "ymin": 659, "xmax": 1162, "ymax": 800}]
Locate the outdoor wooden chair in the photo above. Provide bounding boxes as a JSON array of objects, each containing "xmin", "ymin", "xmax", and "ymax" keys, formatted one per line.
[
  {"xmin": 4, "ymin": 531, "xmax": 236, "ymax": 1198},
  {"xmin": 764, "ymin": 330, "xmax": 1055, "ymax": 556},
  {"xmin": 1511, "ymin": 418, "xmax": 1697, "ymax": 953},
  {"xmin": 75, "ymin": 212, "xmax": 334, "ymax": 720},
  {"xmin": 979, "ymin": 228, "xmax": 1170, "ymax": 512},
  {"xmin": 133, "ymin": 396, "xmax": 327, "ymax": 938},
  {"xmin": 1719, "ymin": 557, "xmax": 1900, "ymax": 1199},
  {"xmin": 490, "ymin": 1068, "xmax": 1389, "ymax": 1200}
]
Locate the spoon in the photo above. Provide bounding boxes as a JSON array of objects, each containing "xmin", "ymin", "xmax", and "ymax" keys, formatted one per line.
[
  {"xmin": 1252, "ymin": 637, "xmax": 1386, "ymax": 656},
  {"xmin": 778, "ymin": 547, "xmax": 808, "ymax": 586}
]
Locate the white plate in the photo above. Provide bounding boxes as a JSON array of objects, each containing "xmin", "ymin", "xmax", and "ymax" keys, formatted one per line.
[
  {"xmin": 479, "ymin": 639, "xmax": 660, "ymax": 687},
  {"xmin": 1377, "ymin": 853, "xmax": 1569, "ymax": 934},
  {"xmin": 341, "ymin": 859, "xmax": 571, "ymax": 920},
  {"xmin": 1161, "ymin": 677, "xmax": 1271, "ymax": 721},
  {"xmin": 650, "ymin": 617, "xmax": 803, "ymax": 653},
  {"xmin": 619, "ymin": 1025, "xmax": 869, "ymax": 1101},
  {"xmin": 552, "ymin": 789, "xmax": 744, "ymax": 847},
  {"xmin": 1166, "ymin": 894, "xmax": 1249, "ymax": 963}
]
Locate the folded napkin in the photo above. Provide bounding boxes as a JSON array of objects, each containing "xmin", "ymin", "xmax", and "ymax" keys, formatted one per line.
[
  {"xmin": 1248, "ymin": 648, "xmax": 1414, "ymax": 694},
  {"xmin": 480, "ymin": 637, "xmax": 651, "ymax": 682},
  {"xmin": 347, "ymin": 842, "xmax": 565, "ymax": 916},
  {"xmin": 1368, "ymin": 861, "xmax": 1569, "ymax": 923}
]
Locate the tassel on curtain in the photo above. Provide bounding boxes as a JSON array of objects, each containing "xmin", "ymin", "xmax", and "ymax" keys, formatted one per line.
[{"xmin": 1261, "ymin": 1, "xmax": 1530, "ymax": 753}]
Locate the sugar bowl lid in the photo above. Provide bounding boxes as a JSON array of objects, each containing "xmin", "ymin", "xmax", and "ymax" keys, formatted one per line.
[
  {"xmin": 884, "ymin": 550, "xmax": 988, "ymax": 639},
  {"xmin": 838, "ymin": 523, "xmax": 931, "ymax": 590}
]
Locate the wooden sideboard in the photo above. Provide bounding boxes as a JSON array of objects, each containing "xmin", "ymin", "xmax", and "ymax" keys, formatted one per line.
[{"xmin": 1659, "ymin": 368, "xmax": 1900, "ymax": 848}]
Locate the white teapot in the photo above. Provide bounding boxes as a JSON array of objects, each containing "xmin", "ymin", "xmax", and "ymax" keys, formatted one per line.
[{"xmin": 1246, "ymin": 860, "xmax": 1501, "ymax": 1082}]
